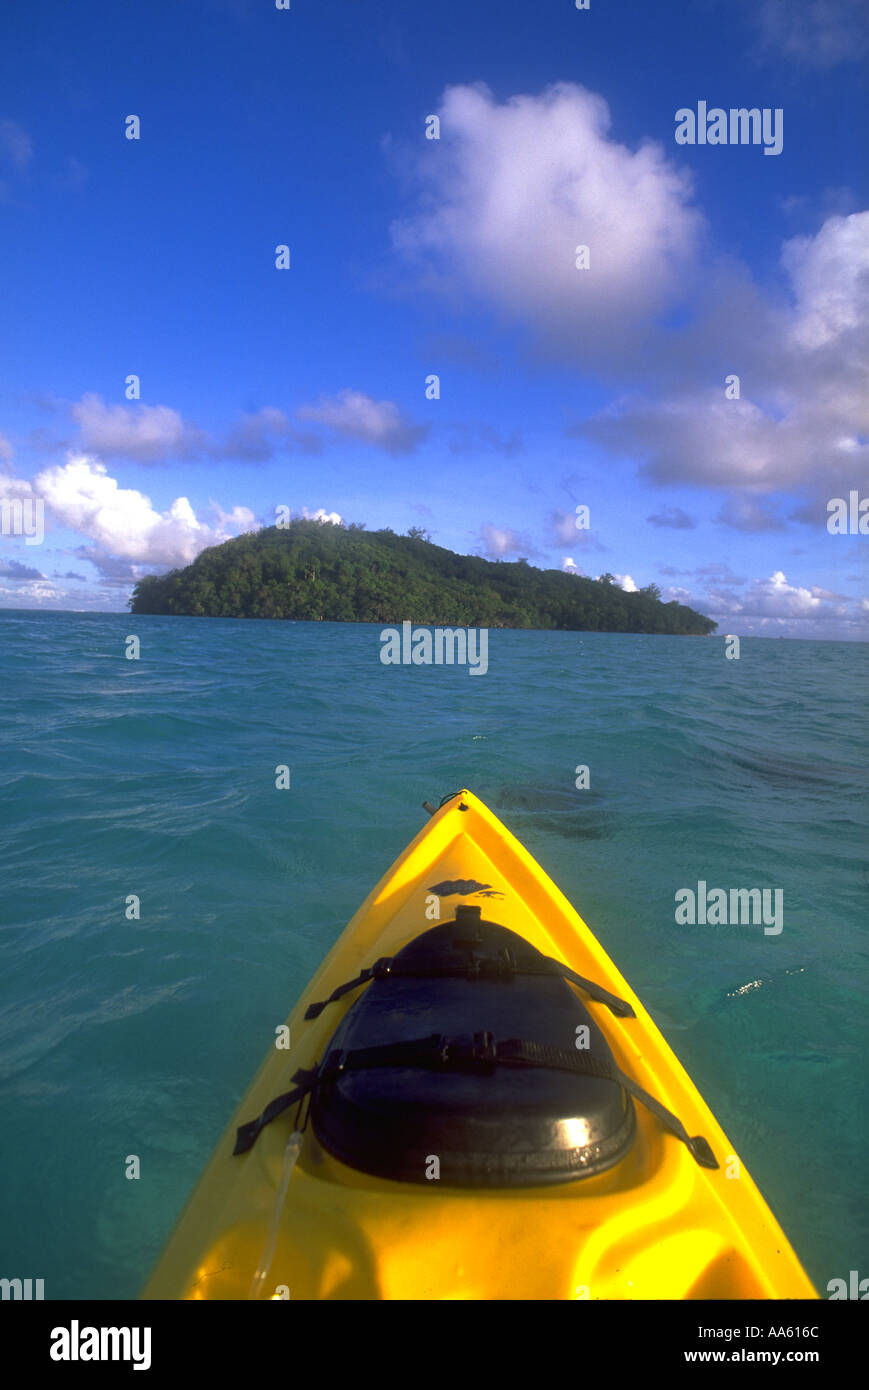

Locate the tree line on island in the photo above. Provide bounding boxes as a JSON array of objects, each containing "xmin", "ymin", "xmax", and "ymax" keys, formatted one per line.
[{"xmin": 128, "ymin": 519, "xmax": 717, "ymax": 635}]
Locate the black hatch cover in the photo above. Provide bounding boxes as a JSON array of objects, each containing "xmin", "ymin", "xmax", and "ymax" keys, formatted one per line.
[{"xmin": 310, "ymin": 907, "xmax": 637, "ymax": 1186}]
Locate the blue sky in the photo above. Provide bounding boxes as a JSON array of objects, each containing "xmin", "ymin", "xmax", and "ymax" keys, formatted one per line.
[{"xmin": 1, "ymin": 0, "xmax": 867, "ymax": 636}]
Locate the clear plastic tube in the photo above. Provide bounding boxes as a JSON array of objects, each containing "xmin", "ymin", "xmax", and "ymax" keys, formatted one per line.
[{"xmin": 248, "ymin": 1129, "xmax": 304, "ymax": 1301}]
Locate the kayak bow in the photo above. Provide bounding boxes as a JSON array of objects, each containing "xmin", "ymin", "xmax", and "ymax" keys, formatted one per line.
[{"xmin": 143, "ymin": 790, "xmax": 816, "ymax": 1300}]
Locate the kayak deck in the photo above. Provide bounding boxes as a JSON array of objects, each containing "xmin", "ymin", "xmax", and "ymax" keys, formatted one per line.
[{"xmin": 142, "ymin": 790, "xmax": 816, "ymax": 1300}]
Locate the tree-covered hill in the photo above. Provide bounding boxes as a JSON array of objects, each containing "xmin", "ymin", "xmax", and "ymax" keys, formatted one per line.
[{"xmin": 128, "ymin": 520, "xmax": 717, "ymax": 634}]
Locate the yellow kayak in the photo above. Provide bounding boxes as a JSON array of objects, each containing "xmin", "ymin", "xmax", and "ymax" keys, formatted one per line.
[{"xmin": 143, "ymin": 789, "xmax": 816, "ymax": 1301}]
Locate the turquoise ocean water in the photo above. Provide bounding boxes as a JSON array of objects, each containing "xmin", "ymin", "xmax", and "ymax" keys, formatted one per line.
[{"xmin": 0, "ymin": 610, "xmax": 866, "ymax": 1298}]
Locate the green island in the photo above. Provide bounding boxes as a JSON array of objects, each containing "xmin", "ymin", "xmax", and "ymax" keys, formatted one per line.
[{"xmin": 128, "ymin": 519, "xmax": 717, "ymax": 634}]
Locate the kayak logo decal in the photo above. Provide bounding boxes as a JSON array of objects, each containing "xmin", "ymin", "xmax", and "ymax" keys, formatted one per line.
[{"xmin": 428, "ymin": 879, "xmax": 504, "ymax": 900}]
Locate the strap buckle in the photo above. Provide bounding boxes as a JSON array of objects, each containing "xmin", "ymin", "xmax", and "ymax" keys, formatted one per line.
[{"xmin": 437, "ymin": 1031, "xmax": 497, "ymax": 1069}]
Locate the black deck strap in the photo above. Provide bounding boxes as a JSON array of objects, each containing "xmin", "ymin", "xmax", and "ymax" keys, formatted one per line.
[
  {"xmin": 232, "ymin": 1064, "xmax": 320, "ymax": 1155},
  {"xmin": 321, "ymin": 1034, "xmax": 715, "ymax": 1165},
  {"xmin": 494, "ymin": 1039, "xmax": 718, "ymax": 1169},
  {"xmin": 304, "ymin": 958, "xmax": 395, "ymax": 1019},
  {"xmin": 233, "ymin": 1033, "xmax": 717, "ymax": 1167},
  {"xmin": 302, "ymin": 955, "xmax": 634, "ymax": 1020},
  {"xmin": 534, "ymin": 958, "xmax": 635, "ymax": 1018}
]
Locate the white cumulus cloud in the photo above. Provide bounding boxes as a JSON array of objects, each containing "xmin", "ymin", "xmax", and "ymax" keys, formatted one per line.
[
  {"xmin": 751, "ymin": 0, "xmax": 869, "ymax": 68},
  {"xmin": 0, "ymin": 469, "xmax": 35, "ymax": 501},
  {"xmin": 211, "ymin": 502, "xmax": 258, "ymax": 531},
  {"xmin": 66, "ymin": 395, "xmax": 322, "ymax": 465},
  {"xmin": 34, "ymin": 454, "xmax": 258, "ymax": 570},
  {"xmin": 391, "ymin": 82, "xmax": 703, "ymax": 362},
  {"xmin": 4, "ymin": 579, "xmax": 63, "ymax": 601},
  {"xmin": 298, "ymin": 390, "xmax": 427, "ymax": 454},
  {"xmin": 575, "ymin": 212, "xmax": 869, "ymax": 502},
  {"xmin": 71, "ymin": 394, "xmax": 207, "ymax": 464},
  {"xmin": 678, "ymin": 567, "xmax": 868, "ymax": 639},
  {"xmin": 783, "ymin": 212, "xmax": 869, "ymax": 352},
  {"xmin": 477, "ymin": 523, "xmax": 532, "ymax": 559},
  {"xmin": 738, "ymin": 570, "xmax": 824, "ymax": 619}
]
